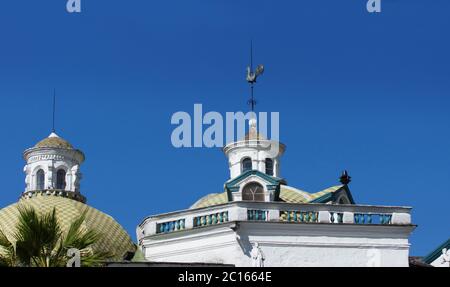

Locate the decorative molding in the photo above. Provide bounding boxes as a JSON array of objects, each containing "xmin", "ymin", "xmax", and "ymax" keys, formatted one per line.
[
  {"xmin": 21, "ymin": 189, "xmax": 87, "ymax": 204},
  {"xmin": 28, "ymin": 154, "xmax": 65, "ymax": 163}
]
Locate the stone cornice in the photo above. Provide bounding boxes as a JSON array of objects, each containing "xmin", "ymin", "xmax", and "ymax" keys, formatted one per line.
[
  {"xmin": 21, "ymin": 189, "xmax": 87, "ymax": 204},
  {"xmin": 23, "ymin": 147, "xmax": 85, "ymax": 164}
]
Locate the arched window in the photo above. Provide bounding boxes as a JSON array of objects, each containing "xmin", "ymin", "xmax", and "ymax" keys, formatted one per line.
[
  {"xmin": 242, "ymin": 158, "xmax": 253, "ymax": 173},
  {"xmin": 56, "ymin": 169, "xmax": 66, "ymax": 190},
  {"xmin": 242, "ymin": 182, "xmax": 265, "ymax": 202},
  {"xmin": 36, "ymin": 169, "xmax": 45, "ymax": 190},
  {"xmin": 265, "ymin": 158, "xmax": 274, "ymax": 176}
]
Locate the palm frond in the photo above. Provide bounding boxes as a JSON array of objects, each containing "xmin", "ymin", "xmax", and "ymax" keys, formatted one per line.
[
  {"xmin": 0, "ymin": 227, "xmax": 13, "ymax": 251},
  {"xmin": 79, "ymin": 250, "xmax": 113, "ymax": 267},
  {"xmin": 14, "ymin": 207, "xmax": 62, "ymax": 267},
  {"xmin": 62, "ymin": 209, "xmax": 114, "ymax": 265},
  {"xmin": 4, "ymin": 206, "xmax": 111, "ymax": 267},
  {"xmin": 63, "ymin": 210, "xmax": 89, "ymax": 248},
  {"xmin": 0, "ymin": 227, "xmax": 16, "ymax": 267}
]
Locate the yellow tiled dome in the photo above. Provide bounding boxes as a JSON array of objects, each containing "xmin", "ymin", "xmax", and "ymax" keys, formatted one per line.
[
  {"xmin": 0, "ymin": 195, "xmax": 135, "ymax": 261},
  {"xmin": 189, "ymin": 185, "xmax": 345, "ymax": 209},
  {"xmin": 244, "ymin": 130, "xmax": 267, "ymax": 141},
  {"xmin": 34, "ymin": 132, "xmax": 73, "ymax": 149}
]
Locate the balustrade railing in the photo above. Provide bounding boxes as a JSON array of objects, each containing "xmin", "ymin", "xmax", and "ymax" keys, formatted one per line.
[
  {"xmin": 156, "ymin": 219, "xmax": 186, "ymax": 234},
  {"xmin": 354, "ymin": 213, "xmax": 392, "ymax": 225},
  {"xmin": 281, "ymin": 211, "xmax": 319, "ymax": 223},
  {"xmin": 330, "ymin": 212, "xmax": 344, "ymax": 224},
  {"xmin": 140, "ymin": 201, "xmax": 412, "ymax": 238},
  {"xmin": 247, "ymin": 210, "xmax": 269, "ymax": 221},
  {"xmin": 194, "ymin": 211, "xmax": 229, "ymax": 228}
]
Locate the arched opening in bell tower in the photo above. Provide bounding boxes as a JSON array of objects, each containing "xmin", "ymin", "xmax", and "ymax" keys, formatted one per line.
[
  {"xmin": 56, "ymin": 169, "xmax": 67, "ymax": 190},
  {"xmin": 242, "ymin": 157, "xmax": 253, "ymax": 173},
  {"xmin": 265, "ymin": 158, "xmax": 274, "ymax": 176},
  {"xmin": 36, "ymin": 169, "xmax": 45, "ymax": 190}
]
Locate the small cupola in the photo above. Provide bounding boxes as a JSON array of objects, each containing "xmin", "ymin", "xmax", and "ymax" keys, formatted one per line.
[
  {"xmin": 22, "ymin": 132, "xmax": 85, "ymax": 202},
  {"xmin": 223, "ymin": 118, "xmax": 286, "ymax": 180}
]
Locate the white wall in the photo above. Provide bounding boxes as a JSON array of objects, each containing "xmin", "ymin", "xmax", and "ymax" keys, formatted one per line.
[
  {"xmin": 23, "ymin": 148, "xmax": 84, "ymax": 193},
  {"xmin": 224, "ymin": 140, "xmax": 285, "ymax": 179},
  {"xmin": 141, "ymin": 221, "xmax": 413, "ymax": 267}
]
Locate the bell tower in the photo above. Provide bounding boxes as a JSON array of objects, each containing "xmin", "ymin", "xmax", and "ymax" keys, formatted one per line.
[
  {"xmin": 223, "ymin": 118, "xmax": 285, "ymax": 180},
  {"xmin": 22, "ymin": 132, "xmax": 86, "ymax": 203}
]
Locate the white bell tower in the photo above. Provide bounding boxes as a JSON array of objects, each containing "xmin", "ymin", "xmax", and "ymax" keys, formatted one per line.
[
  {"xmin": 22, "ymin": 132, "xmax": 86, "ymax": 202},
  {"xmin": 223, "ymin": 118, "xmax": 286, "ymax": 179}
]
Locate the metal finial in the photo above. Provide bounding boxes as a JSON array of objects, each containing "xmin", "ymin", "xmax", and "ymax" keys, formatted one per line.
[
  {"xmin": 340, "ymin": 170, "xmax": 352, "ymax": 185},
  {"xmin": 250, "ymin": 40, "xmax": 253, "ymax": 72},
  {"xmin": 52, "ymin": 89, "xmax": 56, "ymax": 133},
  {"xmin": 246, "ymin": 41, "xmax": 264, "ymax": 112}
]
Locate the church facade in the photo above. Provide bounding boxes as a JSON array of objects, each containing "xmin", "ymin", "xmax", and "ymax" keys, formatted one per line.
[
  {"xmin": 0, "ymin": 111, "xmax": 422, "ymax": 267},
  {"xmin": 0, "ymin": 64, "xmax": 420, "ymax": 267},
  {"xmin": 137, "ymin": 120, "xmax": 416, "ymax": 267}
]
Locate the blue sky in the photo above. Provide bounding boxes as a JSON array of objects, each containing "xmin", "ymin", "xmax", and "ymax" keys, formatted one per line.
[{"xmin": 0, "ymin": 0, "xmax": 449, "ymax": 256}]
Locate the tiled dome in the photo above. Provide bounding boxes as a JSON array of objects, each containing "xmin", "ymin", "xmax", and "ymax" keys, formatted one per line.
[
  {"xmin": 0, "ymin": 195, "xmax": 136, "ymax": 261},
  {"xmin": 35, "ymin": 132, "xmax": 73, "ymax": 149},
  {"xmin": 190, "ymin": 185, "xmax": 345, "ymax": 209}
]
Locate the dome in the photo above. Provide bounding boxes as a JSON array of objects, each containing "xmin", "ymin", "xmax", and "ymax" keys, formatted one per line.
[
  {"xmin": 190, "ymin": 192, "xmax": 229, "ymax": 209},
  {"xmin": 189, "ymin": 185, "xmax": 345, "ymax": 209},
  {"xmin": 243, "ymin": 130, "xmax": 267, "ymax": 141},
  {"xmin": 242, "ymin": 118, "xmax": 267, "ymax": 141},
  {"xmin": 0, "ymin": 195, "xmax": 135, "ymax": 261},
  {"xmin": 34, "ymin": 132, "xmax": 74, "ymax": 149}
]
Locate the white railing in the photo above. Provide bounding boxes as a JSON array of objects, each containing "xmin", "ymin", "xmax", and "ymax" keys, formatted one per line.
[{"xmin": 138, "ymin": 201, "xmax": 412, "ymax": 238}]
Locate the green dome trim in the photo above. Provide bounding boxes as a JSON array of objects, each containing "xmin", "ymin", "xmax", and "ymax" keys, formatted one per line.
[
  {"xmin": 0, "ymin": 196, "xmax": 135, "ymax": 261},
  {"xmin": 279, "ymin": 185, "xmax": 312, "ymax": 203},
  {"xmin": 131, "ymin": 247, "xmax": 146, "ymax": 262},
  {"xmin": 190, "ymin": 185, "xmax": 346, "ymax": 209},
  {"xmin": 190, "ymin": 192, "xmax": 229, "ymax": 209}
]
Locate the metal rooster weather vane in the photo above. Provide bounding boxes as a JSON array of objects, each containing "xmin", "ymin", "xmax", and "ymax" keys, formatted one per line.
[{"xmin": 246, "ymin": 41, "xmax": 264, "ymax": 112}]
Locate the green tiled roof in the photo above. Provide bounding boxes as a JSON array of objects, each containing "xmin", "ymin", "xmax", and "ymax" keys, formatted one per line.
[
  {"xmin": 131, "ymin": 247, "xmax": 147, "ymax": 262},
  {"xmin": 0, "ymin": 195, "xmax": 135, "ymax": 261},
  {"xmin": 190, "ymin": 185, "xmax": 345, "ymax": 209},
  {"xmin": 280, "ymin": 185, "xmax": 345, "ymax": 203},
  {"xmin": 191, "ymin": 192, "xmax": 229, "ymax": 209},
  {"xmin": 279, "ymin": 185, "xmax": 312, "ymax": 203},
  {"xmin": 310, "ymin": 185, "xmax": 344, "ymax": 202}
]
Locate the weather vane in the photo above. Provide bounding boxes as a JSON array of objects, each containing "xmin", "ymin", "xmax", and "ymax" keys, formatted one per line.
[{"xmin": 246, "ymin": 41, "xmax": 264, "ymax": 111}]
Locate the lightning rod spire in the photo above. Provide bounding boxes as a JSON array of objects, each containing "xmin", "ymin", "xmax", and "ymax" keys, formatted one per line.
[{"xmin": 52, "ymin": 89, "xmax": 56, "ymax": 133}]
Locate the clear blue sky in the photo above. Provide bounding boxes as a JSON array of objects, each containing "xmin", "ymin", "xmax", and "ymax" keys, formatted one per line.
[{"xmin": 0, "ymin": 0, "xmax": 449, "ymax": 256}]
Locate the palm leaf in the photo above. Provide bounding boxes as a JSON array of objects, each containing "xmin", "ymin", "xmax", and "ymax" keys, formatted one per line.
[
  {"xmin": 4, "ymin": 206, "xmax": 112, "ymax": 267},
  {"xmin": 62, "ymin": 209, "xmax": 114, "ymax": 265},
  {"xmin": 14, "ymin": 207, "xmax": 62, "ymax": 267},
  {"xmin": 78, "ymin": 251, "xmax": 112, "ymax": 267},
  {"xmin": 63, "ymin": 210, "xmax": 95, "ymax": 249},
  {"xmin": 0, "ymin": 227, "xmax": 15, "ymax": 267}
]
